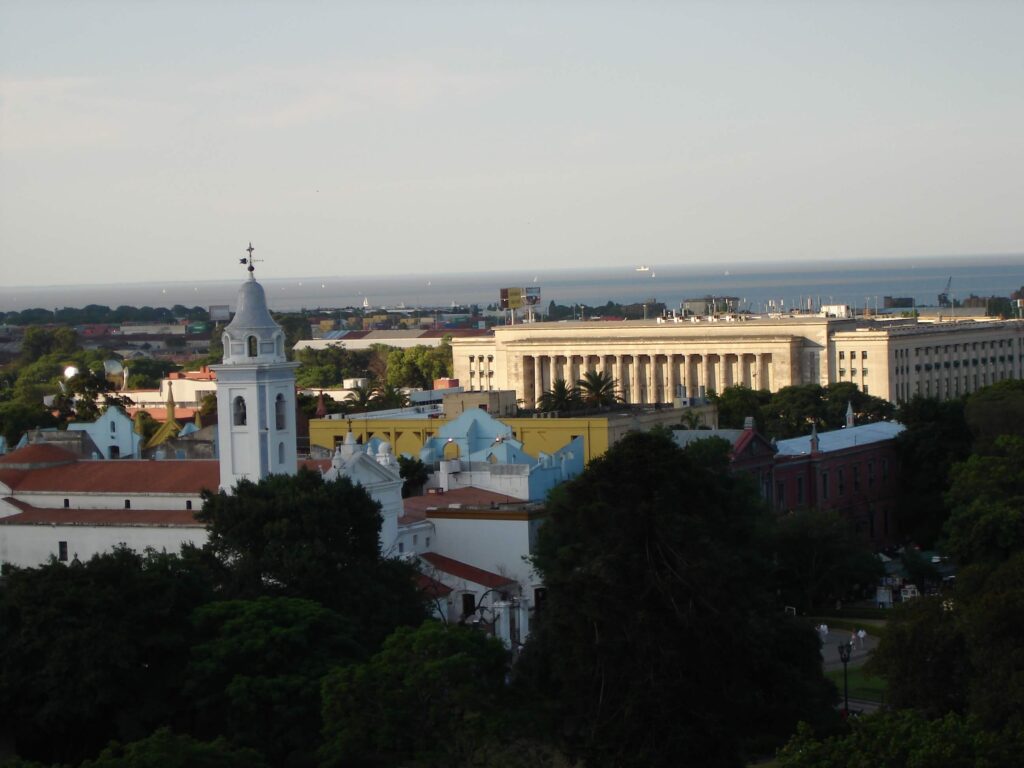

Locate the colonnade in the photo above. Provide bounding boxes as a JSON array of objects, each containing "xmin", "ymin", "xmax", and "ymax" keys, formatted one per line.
[{"xmin": 521, "ymin": 352, "xmax": 773, "ymax": 407}]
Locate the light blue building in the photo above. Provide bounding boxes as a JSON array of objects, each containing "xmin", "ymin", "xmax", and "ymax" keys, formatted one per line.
[
  {"xmin": 418, "ymin": 408, "xmax": 583, "ymax": 502},
  {"xmin": 67, "ymin": 406, "xmax": 143, "ymax": 459}
]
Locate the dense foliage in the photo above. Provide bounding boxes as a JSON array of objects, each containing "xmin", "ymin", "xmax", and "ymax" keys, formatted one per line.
[
  {"xmin": 712, "ymin": 382, "xmax": 894, "ymax": 439},
  {"xmin": 520, "ymin": 431, "xmax": 837, "ymax": 767}
]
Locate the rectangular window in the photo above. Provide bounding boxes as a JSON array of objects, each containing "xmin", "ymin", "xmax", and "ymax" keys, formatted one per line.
[
  {"xmin": 882, "ymin": 459, "xmax": 889, "ymax": 481},
  {"xmin": 838, "ymin": 469, "xmax": 845, "ymax": 496},
  {"xmin": 124, "ymin": 499, "xmax": 131, "ymax": 509},
  {"xmin": 862, "ymin": 351, "xmax": 868, "ymax": 359},
  {"xmin": 821, "ymin": 472, "xmax": 829, "ymax": 500},
  {"xmin": 58, "ymin": 541, "xmax": 68, "ymax": 562},
  {"xmin": 868, "ymin": 461, "xmax": 875, "ymax": 487},
  {"xmin": 63, "ymin": 498, "xmax": 70, "ymax": 508},
  {"xmin": 413, "ymin": 534, "xmax": 418, "ymax": 546},
  {"xmin": 462, "ymin": 592, "xmax": 477, "ymax": 617},
  {"xmin": 776, "ymin": 481, "xmax": 786, "ymax": 506},
  {"xmin": 839, "ymin": 351, "xmax": 845, "ymax": 360},
  {"xmin": 796, "ymin": 477, "xmax": 804, "ymax": 505},
  {"xmin": 425, "ymin": 536, "xmax": 431, "ymax": 548},
  {"xmin": 186, "ymin": 500, "xmax": 192, "ymax": 511},
  {"xmin": 853, "ymin": 466, "xmax": 861, "ymax": 491}
]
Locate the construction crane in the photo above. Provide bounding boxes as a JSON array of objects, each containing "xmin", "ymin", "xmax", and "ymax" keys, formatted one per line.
[{"xmin": 938, "ymin": 276, "xmax": 953, "ymax": 308}]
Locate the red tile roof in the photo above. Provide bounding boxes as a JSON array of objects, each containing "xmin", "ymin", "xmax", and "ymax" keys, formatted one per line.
[
  {"xmin": 418, "ymin": 552, "xmax": 514, "ymax": 589},
  {"xmin": 0, "ymin": 453, "xmax": 328, "ymax": 496},
  {"xmin": 416, "ymin": 571, "xmax": 453, "ymax": 598},
  {"xmin": 2, "ymin": 459, "xmax": 219, "ymax": 494},
  {"xmin": 403, "ymin": 486, "xmax": 519, "ymax": 516},
  {"xmin": 0, "ymin": 444, "xmax": 79, "ymax": 469},
  {"xmin": 0, "ymin": 498, "xmax": 203, "ymax": 527}
]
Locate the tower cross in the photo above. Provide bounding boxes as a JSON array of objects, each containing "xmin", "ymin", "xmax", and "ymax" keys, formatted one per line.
[{"xmin": 239, "ymin": 242, "xmax": 263, "ymax": 275}]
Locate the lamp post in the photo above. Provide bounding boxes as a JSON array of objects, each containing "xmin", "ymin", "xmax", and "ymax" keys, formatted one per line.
[{"xmin": 837, "ymin": 641, "xmax": 853, "ymax": 717}]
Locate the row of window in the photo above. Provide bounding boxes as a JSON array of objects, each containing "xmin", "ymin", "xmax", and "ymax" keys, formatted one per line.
[
  {"xmin": 895, "ymin": 338, "xmax": 1020, "ymax": 358},
  {"xmin": 838, "ymin": 350, "xmax": 868, "ymax": 360},
  {"xmin": 776, "ymin": 459, "xmax": 889, "ymax": 506},
  {"xmin": 62, "ymin": 498, "xmax": 195, "ymax": 511}
]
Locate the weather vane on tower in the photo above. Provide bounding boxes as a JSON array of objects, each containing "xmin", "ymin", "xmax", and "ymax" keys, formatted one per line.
[{"xmin": 239, "ymin": 242, "xmax": 263, "ymax": 276}]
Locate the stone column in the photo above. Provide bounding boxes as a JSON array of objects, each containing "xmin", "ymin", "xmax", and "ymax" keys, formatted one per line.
[
  {"xmin": 668, "ymin": 354, "xmax": 680, "ymax": 401},
  {"xmin": 630, "ymin": 354, "xmax": 638, "ymax": 405},
  {"xmin": 532, "ymin": 356, "xmax": 542, "ymax": 407}
]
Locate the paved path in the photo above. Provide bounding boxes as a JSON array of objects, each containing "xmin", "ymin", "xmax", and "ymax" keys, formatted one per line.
[{"xmin": 818, "ymin": 628, "xmax": 878, "ymax": 671}]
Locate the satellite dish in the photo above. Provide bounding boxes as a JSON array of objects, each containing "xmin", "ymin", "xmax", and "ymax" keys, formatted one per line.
[{"xmin": 63, "ymin": 365, "xmax": 79, "ymax": 379}]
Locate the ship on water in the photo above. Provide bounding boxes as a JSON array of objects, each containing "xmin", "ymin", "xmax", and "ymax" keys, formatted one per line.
[{"xmin": 635, "ymin": 265, "xmax": 651, "ymax": 272}]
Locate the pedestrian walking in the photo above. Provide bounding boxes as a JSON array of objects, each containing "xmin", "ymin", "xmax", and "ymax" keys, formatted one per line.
[{"xmin": 857, "ymin": 628, "xmax": 866, "ymax": 649}]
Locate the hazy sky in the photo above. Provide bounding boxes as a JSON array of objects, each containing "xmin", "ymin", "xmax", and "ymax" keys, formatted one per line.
[{"xmin": 2, "ymin": 1, "xmax": 1022, "ymax": 287}]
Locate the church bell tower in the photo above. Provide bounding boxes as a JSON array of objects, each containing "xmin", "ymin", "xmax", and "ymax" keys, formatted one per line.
[{"xmin": 211, "ymin": 244, "xmax": 300, "ymax": 491}]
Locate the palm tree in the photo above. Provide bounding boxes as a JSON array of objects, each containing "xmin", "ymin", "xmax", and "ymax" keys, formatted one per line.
[
  {"xmin": 345, "ymin": 382, "xmax": 375, "ymax": 411},
  {"xmin": 576, "ymin": 370, "xmax": 622, "ymax": 408},
  {"xmin": 372, "ymin": 382, "xmax": 410, "ymax": 410},
  {"xmin": 538, "ymin": 378, "xmax": 581, "ymax": 413}
]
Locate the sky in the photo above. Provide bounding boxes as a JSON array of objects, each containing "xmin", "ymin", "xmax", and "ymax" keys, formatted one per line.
[{"xmin": 1, "ymin": 1, "xmax": 1022, "ymax": 288}]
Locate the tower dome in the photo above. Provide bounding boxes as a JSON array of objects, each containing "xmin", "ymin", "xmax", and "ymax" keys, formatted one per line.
[{"xmin": 221, "ymin": 274, "xmax": 286, "ymax": 364}]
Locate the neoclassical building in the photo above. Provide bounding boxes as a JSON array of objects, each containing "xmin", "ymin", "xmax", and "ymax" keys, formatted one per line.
[{"xmin": 452, "ymin": 315, "xmax": 1024, "ymax": 405}]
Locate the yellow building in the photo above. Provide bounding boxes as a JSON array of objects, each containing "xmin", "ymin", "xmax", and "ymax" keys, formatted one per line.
[{"xmin": 309, "ymin": 405, "xmax": 715, "ymax": 465}]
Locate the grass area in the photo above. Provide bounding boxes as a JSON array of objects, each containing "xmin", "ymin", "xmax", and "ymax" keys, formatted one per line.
[{"xmin": 825, "ymin": 666, "xmax": 888, "ymax": 703}]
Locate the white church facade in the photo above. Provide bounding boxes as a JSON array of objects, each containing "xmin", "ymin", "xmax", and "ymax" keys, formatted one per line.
[{"xmin": 0, "ymin": 263, "xmax": 403, "ymax": 568}]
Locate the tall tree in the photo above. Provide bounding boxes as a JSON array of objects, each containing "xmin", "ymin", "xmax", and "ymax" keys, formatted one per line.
[
  {"xmin": 185, "ymin": 597, "xmax": 360, "ymax": 766},
  {"xmin": 520, "ymin": 431, "xmax": 836, "ymax": 767},
  {"xmin": 196, "ymin": 469, "xmax": 426, "ymax": 647},
  {"xmin": 537, "ymin": 378, "xmax": 580, "ymax": 412},
  {"xmin": 771, "ymin": 509, "xmax": 883, "ymax": 614},
  {"xmin": 0, "ymin": 548, "xmax": 214, "ymax": 765},
  {"xmin": 575, "ymin": 370, "xmax": 621, "ymax": 408},
  {"xmin": 320, "ymin": 622, "xmax": 510, "ymax": 768}
]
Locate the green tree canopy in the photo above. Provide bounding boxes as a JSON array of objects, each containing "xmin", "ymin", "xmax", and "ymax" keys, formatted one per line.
[
  {"xmin": 520, "ymin": 431, "xmax": 836, "ymax": 767},
  {"xmin": 711, "ymin": 385, "xmax": 770, "ymax": 430},
  {"xmin": 0, "ymin": 548, "xmax": 214, "ymax": 765},
  {"xmin": 944, "ymin": 435, "xmax": 1024, "ymax": 566},
  {"xmin": 185, "ymin": 597, "xmax": 360, "ymax": 766},
  {"xmin": 772, "ymin": 509, "xmax": 883, "ymax": 615},
  {"xmin": 894, "ymin": 395, "xmax": 972, "ymax": 546},
  {"xmin": 79, "ymin": 728, "xmax": 267, "ymax": 768},
  {"xmin": 320, "ymin": 621, "xmax": 510, "ymax": 768},
  {"xmin": 575, "ymin": 370, "xmax": 622, "ymax": 408},
  {"xmin": 777, "ymin": 712, "xmax": 1024, "ymax": 768},
  {"xmin": 196, "ymin": 469, "xmax": 426, "ymax": 647},
  {"xmin": 964, "ymin": 379, "xmax": 1024, "ymax": 454},
  {"xmin": 537, "ymin": 378, "xmax": 580, "ymax": 413},
  {"xmin": 384, "ymin": 342, "xmax": 453, "ymax": 389}
]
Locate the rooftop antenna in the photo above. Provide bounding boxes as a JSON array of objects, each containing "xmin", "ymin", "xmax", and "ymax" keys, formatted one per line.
[{"xmin": 239, "ymin": 242, "xmax": 263, "ymax": 277}]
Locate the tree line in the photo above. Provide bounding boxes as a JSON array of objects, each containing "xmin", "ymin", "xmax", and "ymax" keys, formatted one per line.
[
  {"xmin": 775, "ymin": 380, "xmax": 1024, "ymax": 765},
  {"xmin": 0, "ymin": 427, "xmax": 894, "ymax": 767}
]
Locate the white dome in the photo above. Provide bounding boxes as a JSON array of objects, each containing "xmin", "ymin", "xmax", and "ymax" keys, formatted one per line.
[{"xmin": 221, "ymin": 276, "xmax": 286, "ymax": 364}]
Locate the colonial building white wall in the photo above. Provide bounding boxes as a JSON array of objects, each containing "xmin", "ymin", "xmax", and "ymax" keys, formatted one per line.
[
  {"xmin": 427, "ymin": 514, "xmax": 539, "ymax": 591},
  {"xmin": 0, "ymin": 525, "xmax": 207, "ymax": 569}
]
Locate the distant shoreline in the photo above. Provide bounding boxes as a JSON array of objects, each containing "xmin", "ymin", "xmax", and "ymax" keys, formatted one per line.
[{"xmin": 3, "ymin": 253, "xmax": 1023, "ymax": 314}]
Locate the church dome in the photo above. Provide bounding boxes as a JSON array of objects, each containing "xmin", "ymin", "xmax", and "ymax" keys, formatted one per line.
[{"xmin": 221, "ymin": 276, "xmax": 287, "ymax": 364}]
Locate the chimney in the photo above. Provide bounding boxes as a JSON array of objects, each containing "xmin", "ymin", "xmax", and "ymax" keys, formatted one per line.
[
  {"xmin": 845, "ymin": 401, "xmax": 855, "ymax": 429},
  {"xmin": 743, "ymin": 416, "xmax": 754, "ymax": 431},
  {"xmin": 810, "ymin": 423, "xmax": 820, "ymax": 454}
]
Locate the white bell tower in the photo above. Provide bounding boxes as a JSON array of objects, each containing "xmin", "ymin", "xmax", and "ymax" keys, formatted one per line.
[{"xmin": 211, "ymin": 244, "xmax": 300, "ymax": 492}]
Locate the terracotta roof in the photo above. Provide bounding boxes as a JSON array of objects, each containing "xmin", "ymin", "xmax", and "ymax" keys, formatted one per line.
[
  {"xmin": 0, "ymin": 498, "xmax": 202, "ymax": 527},
  {"xmin": 403, "ymin": 487, "xmax": 520, "ymax": 516},
  {"xmin": 0, "ymin": 444, "xmax": 79, "ymax": 469},
  {"xmin": 2, "ymin": 459, "xmax": 219, "ymax": 494},
  {"xmin": 129, "ymin": 406, "xmax": 198, "ymax": 422},
  {"xmin": 416, "ymin": 571, "xmax": 453, "ymax": 598},
  {"xmin": 418, "ymin": 552, "xmax": 514, "ymax": 589}
]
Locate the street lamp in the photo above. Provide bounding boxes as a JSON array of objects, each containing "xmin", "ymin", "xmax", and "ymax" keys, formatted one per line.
[{"xmin": 837, "ymin": 641, "xmax": 853, "ymax": 717}]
